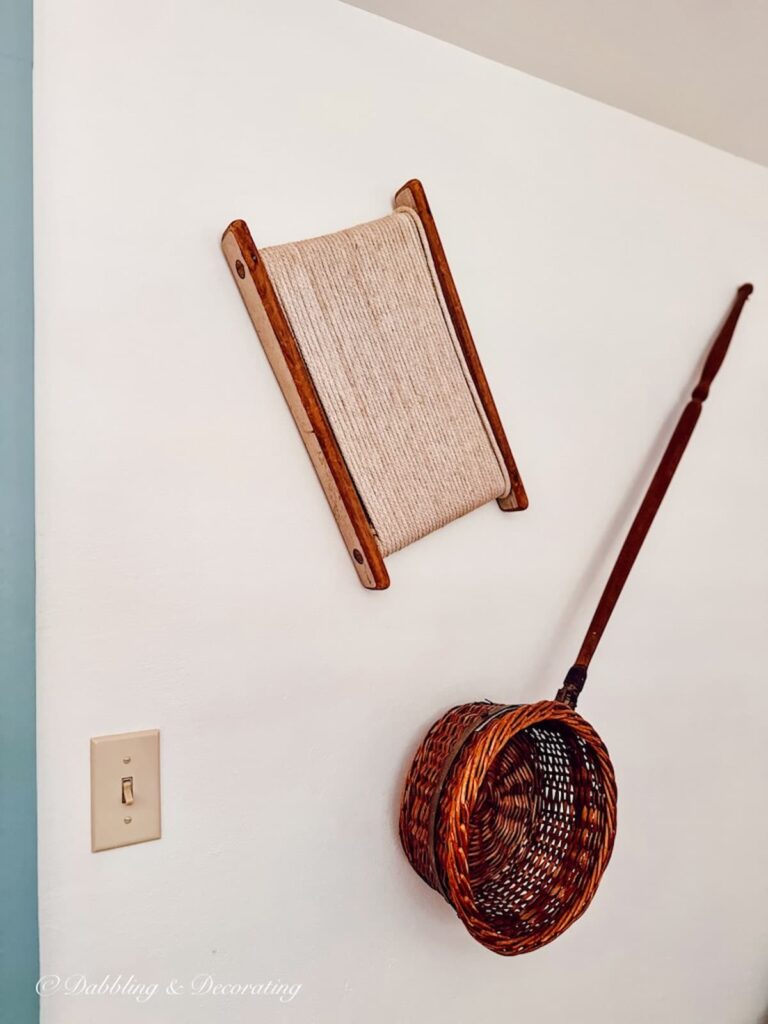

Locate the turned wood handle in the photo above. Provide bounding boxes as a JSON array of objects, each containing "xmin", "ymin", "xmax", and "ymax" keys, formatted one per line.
[{"xmin": 556, "ymin": 284, "xmax": 754, "ymax": 709}]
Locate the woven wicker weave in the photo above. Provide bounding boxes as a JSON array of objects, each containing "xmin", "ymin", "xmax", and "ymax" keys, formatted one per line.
[
  {"xmin": 400, "ymin": 701, "xmax": 617, "ymax": 955},
  {"xmin": 399, "ymin": 284, "xmax": 752, "ymax": 955}
]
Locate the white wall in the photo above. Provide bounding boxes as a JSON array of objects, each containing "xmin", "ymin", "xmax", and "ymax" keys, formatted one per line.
[{"xmin": 34, "ymin": 2, "xmax": 768, "ymax": 1022}]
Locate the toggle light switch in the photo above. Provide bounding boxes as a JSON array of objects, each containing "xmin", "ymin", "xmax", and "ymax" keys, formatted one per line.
[
  {"xmin": 90, "ymin": 730, "xmax": 161, "ymax": 852},
  {"xmin": 121, "ymin": 777, "xmax": 134, "ymax": 805}
]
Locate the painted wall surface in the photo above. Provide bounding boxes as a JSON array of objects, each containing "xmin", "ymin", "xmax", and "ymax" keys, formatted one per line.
[
  {"xmin": 0, "ymin": 0, "xmax": 38, "ymax": 1018},
  {"xmin": 34, "ymin": 1, "xmax": 768, "ymax": 1022}
]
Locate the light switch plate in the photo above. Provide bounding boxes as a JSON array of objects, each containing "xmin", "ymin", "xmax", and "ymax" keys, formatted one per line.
[{"xmin": 90, "ymin": 729, "xmax": 161, "ymax": 852}]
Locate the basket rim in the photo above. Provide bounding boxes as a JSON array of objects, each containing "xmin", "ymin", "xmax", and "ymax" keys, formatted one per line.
[{"xmin": 438, "ymin": 699, "xmax": 618, "ymax": 954}]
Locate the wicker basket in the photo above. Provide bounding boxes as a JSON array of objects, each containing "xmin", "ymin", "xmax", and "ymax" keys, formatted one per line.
[
  {"xmin": 398, "ymin": 283, "xmax": 752, "ymax": 956},
  {"xmin": 399, "ymin": 700, "xmax": 617, "ymax": 955}
]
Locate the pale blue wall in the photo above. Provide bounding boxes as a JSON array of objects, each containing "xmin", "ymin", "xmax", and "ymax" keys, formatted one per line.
[{"xmin": 0, "ymin": 0, "xmax": 37, "ymax": 1019}]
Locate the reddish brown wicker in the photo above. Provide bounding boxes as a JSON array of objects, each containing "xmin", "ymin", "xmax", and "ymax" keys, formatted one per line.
[
  {"xmin": 399, "ymin": 284, "xmax": 753, "ymax": 955},
  {"xmin": 400, "ymin": 701, "xmax": 616, "ymax": 955}
]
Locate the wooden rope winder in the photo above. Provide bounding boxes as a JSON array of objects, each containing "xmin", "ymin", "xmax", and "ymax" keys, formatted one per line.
[{"xmin": 222, "ymin": 180, "xmax": 527, "ymax": 590}]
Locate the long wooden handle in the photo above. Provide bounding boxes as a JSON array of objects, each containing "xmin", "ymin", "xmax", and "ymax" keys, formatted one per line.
[{"xmin": 557, "ymin": 284, "xmax": 754, "ymax": 708}]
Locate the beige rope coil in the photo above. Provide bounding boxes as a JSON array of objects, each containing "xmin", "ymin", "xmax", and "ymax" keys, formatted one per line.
[{"xmin": 260, "ymin": 208, "xmax": 511, "ymax": 556}]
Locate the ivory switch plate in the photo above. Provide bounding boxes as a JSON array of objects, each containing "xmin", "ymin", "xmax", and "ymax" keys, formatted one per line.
[{"xmin": 90, "ymin": 729, "xmax": 161, "ymax": 852}]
